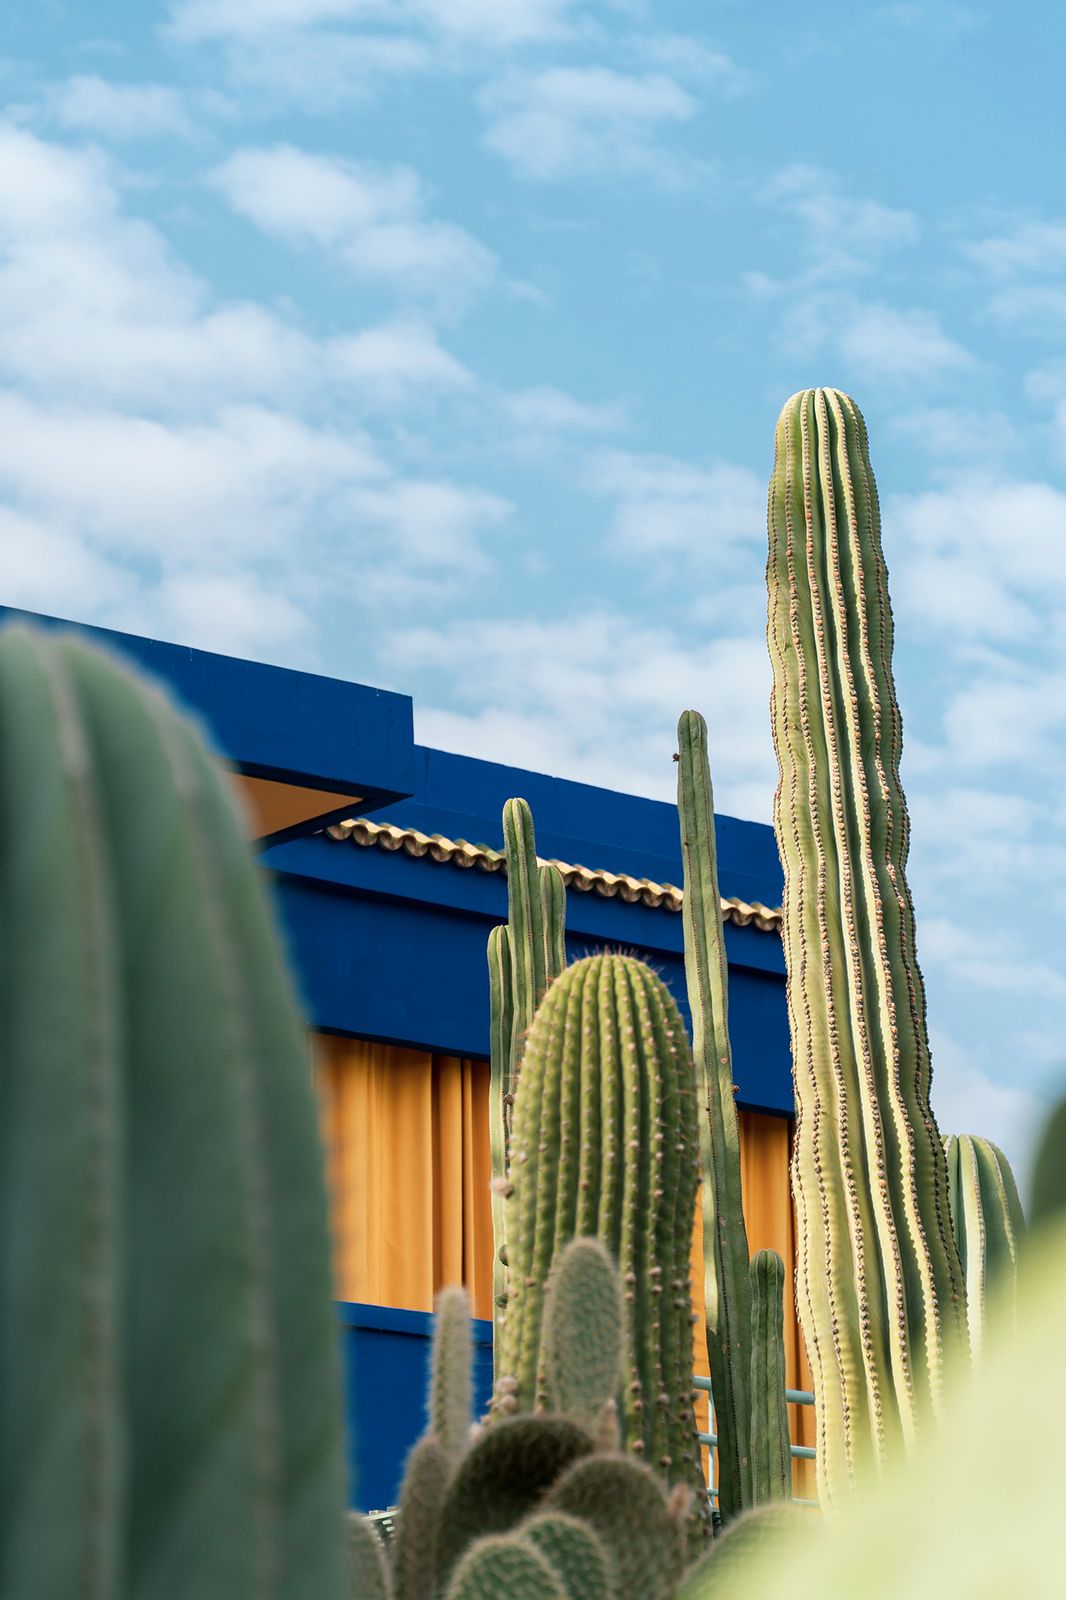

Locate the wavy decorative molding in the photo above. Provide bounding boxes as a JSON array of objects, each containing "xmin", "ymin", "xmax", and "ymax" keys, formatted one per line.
[{"xmin": 325, "ymin": 817, "xmax": 782, "ymax": 934}]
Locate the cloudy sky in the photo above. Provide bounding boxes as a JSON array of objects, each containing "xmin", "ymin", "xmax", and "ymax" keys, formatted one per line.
[{"xmin": 3, "ymin": 0, "xmax": 1064, "ymax": 1175}]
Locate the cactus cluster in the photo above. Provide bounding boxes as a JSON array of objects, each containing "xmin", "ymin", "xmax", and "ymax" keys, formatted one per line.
[
  {"xmin": 350, "ymin": 1246, "xmax": 713, "ymax": 1599},
  {"xmin": 766, "ymin": 388, "xmax": 969, "ymax": 1504}
]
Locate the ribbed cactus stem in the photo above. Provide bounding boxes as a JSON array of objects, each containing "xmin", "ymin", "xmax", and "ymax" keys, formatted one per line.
[
  {"xmin": 496, "ymin": 954, "xmax": 707, "ymax": 1530},
  {"xmin": 432, "ymin": 1287, "xmax": 474, "ymax": 1463},
  {"xmin": 766, "ymin": 388, "xmax": 966, "ymax": 1505},
  {"xmin": 676, "ymin": 708, "xmax": 753, "ymax": 1518},
  {"xmin": 502, "ymin": 798, "xmax": 549, "ymax": 1115},
  {"xmin": 748, "ymin": 1251, "xmax": 791, "ymax": 1504},
  {"xmin": 943, "ymin": 1135, "xmax": 1025, "ymax": 1357},
  {"xmin": 489, "ymin": 922, "xmax": 514, "ymax": 1365},
  {"xmin": 0, "ymin": 625, "xmax": 348, "ymax": 1598},
  {"xmin": 444, "ymin": 1536, "xmax": 565, "ymax": 1600}
]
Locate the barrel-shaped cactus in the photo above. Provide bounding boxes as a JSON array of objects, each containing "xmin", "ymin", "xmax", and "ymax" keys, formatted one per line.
[
  {"xmin": 495, "ymin": 953, "xmax": 708, "ymax": 1525},
  {"xmin": 943, "ymin": 1134, "xmax": 1025, "ymax": 1356},
  {"xmin": 0, "ymin": 624, "xmax": 347, "ymax": 1600},
  {"xmin": 766, "ymin": 389, "xmax": 966, "ymax": 1505}
]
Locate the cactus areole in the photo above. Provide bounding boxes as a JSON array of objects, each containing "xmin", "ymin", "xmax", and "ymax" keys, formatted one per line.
[{"xmin": 766, "ymin": 389, "xmax": 965, "ymax": 1506}]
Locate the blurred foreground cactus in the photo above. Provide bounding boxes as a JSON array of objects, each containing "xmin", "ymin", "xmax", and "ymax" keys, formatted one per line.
[
  {"xmin": 943, "ymin": 1133, "xmax": 1025, "ymax": 1356},
  {"xmin": 766, "ymin": 388, "xmax": 968, "ymax": 1505},
  {"xmin": 0, "ymin": 624, "xmax": 348, "ymax": 1600}
]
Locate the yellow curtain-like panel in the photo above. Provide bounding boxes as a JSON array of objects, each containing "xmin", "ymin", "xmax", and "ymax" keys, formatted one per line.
[
  {"xmin": 315, "ymin": 1035, "xmax": 494, "ymax": 1320},
  {"xmin": 313, "ymin": 1034, "xmax": 812, "ymax": 1492}
]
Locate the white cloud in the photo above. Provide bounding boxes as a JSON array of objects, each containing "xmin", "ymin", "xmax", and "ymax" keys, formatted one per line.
[
  {"xmin": 890, "ymin": 478, "xmax": 1066, "ymax": 639},
  {"xmin": 342, "ymin": 479, "xmax": 511, "ymax": 569},
  {"xmin": 44, "ymin": 76, "xmax": 202, "ymax": 140},
  {"xmin": 929, "ymin": 1029, "xmax": 1046, "ymax": 1189},
  {"xmin": 0, "ymin": 125, "xmax": 473, "ymax": 412},
  {"xmin": 889, "ymin": 405, "xmax": 1017, "ymax": 466},
  {"xmin": 210, "ymin": 145, "xmax": 496, "ymax": 306},
  {"xmin": 590, "ymin": 450, "xmax": 763, "ymax": 557},
  {"xmin": 923, "ymin": 916, "xmax": 1066, "ymax": 1003},
  {"xmin": 332, "ymin": 319, "xmax": 472, "ymax": 399},
  {"xmin": 482, "ymin": 67, "xmax": 698, "ymax": 182},
  {"xmin": 388, "ymin": 613, "xmax": 775, "ymax": 816},
  {"xmin": 635, "ymin": 32, "xmax": 754, "ymax": 95},
  {"xmin": 967, "ymin": 218, "xmax": 1066, "ymax": 278},
  {"xmin": 507, "ymin": 385, "xmax": 627, "ymax": 436},
  {"xmin": 838, "ymin": 302, "xmax": 973, "ymax": 381},
  {"xmin": 170, "ymin": 0, "xmax": 585, "ymax": 46},
  {"xmin": 762, "ymin": 165, "xmax": 918, "ymax": 279},
  {"xmin": 877, "ymin": 2, "xmax": 981, "ymax": 38}
]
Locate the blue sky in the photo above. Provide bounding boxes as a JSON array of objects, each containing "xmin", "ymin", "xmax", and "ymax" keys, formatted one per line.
[{"xmin": 2, "ymin": 0, "xmax": 1064, "ymax": 1175}]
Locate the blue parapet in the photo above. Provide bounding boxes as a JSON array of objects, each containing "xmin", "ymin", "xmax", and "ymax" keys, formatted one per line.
[{"xmin": 337, "ymin": 1302, "xmax": 494, "ymax": 1511}]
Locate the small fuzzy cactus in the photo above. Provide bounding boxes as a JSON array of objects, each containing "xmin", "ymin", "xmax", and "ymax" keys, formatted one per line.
[
  {"xmin": 546, "ymin": 1455, "xmax": 683, "ymax": 1600},
  {"xmin": 432, "ymin": 1287, "xmax": 475, "ymax": 1462},
  {"xmin": 522, "ymin": 1513, "xmax": 612, "ymax": 1600},
  {"xmin": 444, "ymin": 1536, "xmax": 565, "ymax": 1600},
  {"xmin": 540, "ymin": 1238, "xmax": 624, "ymax": 1430},
  {"xmin": 494, "ymin": 953, "xmax": 709, "ymax": 1530},
  {"xmin": 390, "ymin": 1436, "xmax": 450, "ymax": 1600},
  {"xmin": 943, "ymin": 1135, "xmax": 1025, "ymax": 1356},
  {"xmin": 347, "ymin": 1511, "xmax": 391, "ymax": 1600},
  {"xmin": 766, "ymin": 388, "xmax": 966, "ymax": 1505}
]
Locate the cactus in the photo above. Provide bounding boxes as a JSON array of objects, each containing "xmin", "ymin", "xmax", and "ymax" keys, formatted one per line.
[
  {"xmin": 495, "ymin": 952, "xmax": 709, "ymax": 1529},
  {"xmin": 390, "ymin": 1435, "xmax": 450, "ymax": 1600},
  {"xmin": 1029, "ymin": 1096, "xmax": 1066, "ymax": 1229},
  {"xmin": 444, "ymin": 1536, "xmax": 565, "ymax": 1600},
  {"xmin": 546, "ymin": 1455, "xmax": 683, "ymax": 1600},
  {"xmin": 748, "ymin": 1251, "xmax": 792, "ymax": 1504},
  {"xmin": 489, "ymin": 804, "xmax": 568, "ymax": 1371},
  {"xmin": 0, "ymin": 624, "xmax": 348, "ymax": 1600},
  {"xmin": 943, "ymin": 1135, "xmax": 1025, "ymax": 1357},
  {"xmin": 766, "ymin": 388, "xmax": 966, "ymax": 1505},
  {"xmin": 676, "ymin": 1505, "xmax": 809, "ymax": 1598},
  {"xmin": 541, "ymin": 1238, "xmax": 624, "ymax": 1431},
  {"xmin": 676, "ymin": 708, "xmax": 754, "ymax": 1517},
  {"xmin": 522, "ymin": 1512, "xmax": 612, "ymax": 1600},
  {"xmin": 432, "ymin": 1286, "xmax": 474, "ymax": 1462},
  {"xmin": 435, "ymin": 1416, "xmax": 594, "ymax": 1591},
  {"xmin": 348, "ymin": 1511, "xmax": 392, "ymax": 1600}
]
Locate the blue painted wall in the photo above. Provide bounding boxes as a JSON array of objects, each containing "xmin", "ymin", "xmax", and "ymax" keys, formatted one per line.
[{"xmin": 338, "ymin": 1303, "xmax": 494, "ymax": 1511}]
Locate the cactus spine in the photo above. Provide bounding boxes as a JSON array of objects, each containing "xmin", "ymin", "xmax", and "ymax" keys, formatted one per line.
[
  {"xmin": 495, "ymin": 952, "xmax": 708, "ymax": 1528},
  {"xmin": 766, "ymin": 388, "xmax": 966, "ymax": 1504},
  {"xmin": 748, "ymin": 1252, "xmax": 791, "ymax": 1504},
  {"xmin": 943, "ymin": 1135, "xmax": 1025, "ymax": 1357},
  {"xmin": 676, "ymin": 708, "xmax": 754, "ymax": 1517},
  {"xmin": 0, "ymin": 625, "xmax": 347, "ymax": 1599}
]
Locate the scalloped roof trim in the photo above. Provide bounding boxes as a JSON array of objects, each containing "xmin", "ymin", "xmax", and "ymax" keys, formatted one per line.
[{"xmin": 325, "ymin": 817, "xmax": 782, "ymax": 934}]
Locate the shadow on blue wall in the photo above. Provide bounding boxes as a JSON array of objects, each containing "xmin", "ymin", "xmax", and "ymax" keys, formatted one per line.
[{"xmin": 338, "ymin": 1301, "xmax": 494, "ymax": 1511}]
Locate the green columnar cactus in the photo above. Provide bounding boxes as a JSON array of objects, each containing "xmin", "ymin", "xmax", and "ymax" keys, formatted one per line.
[
  {"xmin": 748, "ymin": 1252, "xmax": 792, "ymax": 1504},
  {"xmin": 495, "ymin": 953, "xmax": 709, "ymax": 1532},
  {"xmin": 943, "ymin": 1135, "xmax": 1025, "ymax": 1356},
  {"xmin": 676, "ymin": 708, "xmax": 754, "ymax": 1517},
  {"xmin": 489, "ymin": 805, "xmax": 568, "ymax": 1370},
  {"xmin": 541, "ymin": 1239, "xmax": 624, "ymax": 1431},
  {"xmin": 766, "ymin": 388, "xmax": 966, "ymax": 1505},
  {"xmin": 432, "ymin": 1287, "xmax": 475, "ymax": 1462},
  {"xmin": 0, "ymin": 624, "xmax": 347, "ymax": 1600}
]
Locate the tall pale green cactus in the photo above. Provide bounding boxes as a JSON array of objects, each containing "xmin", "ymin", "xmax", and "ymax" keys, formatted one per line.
[
  {"xmin": 766, "ymin": 388, "xmax": 966, "ymax": 1505},
  {"xmin": 495, "ymin": 953, "xmax": 709, "ymax": 1527},
  {"xmin": 943, "ymin": 1134, "xmax": 1025, "ymax": 1356},
  {"xmin": 0, "ymin": 624, "xmax": 348, "ymax": 1600}
]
